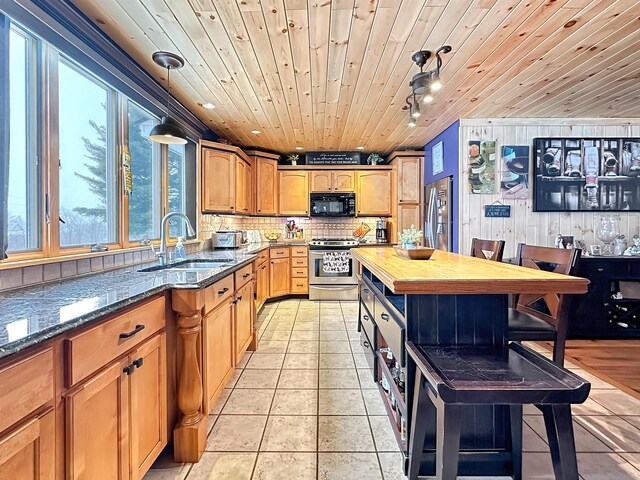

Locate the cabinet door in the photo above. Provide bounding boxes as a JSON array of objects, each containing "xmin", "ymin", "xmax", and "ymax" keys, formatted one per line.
[
  {"xmin": 202, "ymin": 148, "xmax": 235, "ymax": 213},
  {"xmin": 66, "ymin": 358, "xmax": 130, "ymax": 480},
  {"xmin": 398, "ymin": 204, "xmax": 421, "ymax": 235},
  {"xmin": 0, "ymin": 409, "xmax": 55, "ymax": 480},
  {"xmin": 256, "ymin": 159, "xmax": 278, "ymax": 215},
  {"xmin": 130, "ymin": 334, "xmax": 167, "ymax": 480},
  {"xmin": 357, "ymin": 171, "xmax": 392, "ymax": 216},
  {"xmin": 270, "ymin": 257, "xmax": 290, "ymax": 297},
  {"xmin": 204, "ymin": 299, "xmax": 234, "ymax": 411},
  {"xmin": 246, "ymin": 163, "xmax": 254, "ymax": 215},
  {"xmin": 235, "ymin": 282, "xmax": 254, "ymax": 363},
  {"xmin": 235, "ymin": 158, "xmax": 247, "ymax": 214},
  {"xmin": 279, "ymin": 172, "xmax": 309, "ymax": 215},
  {"xmin": 257, "ymin": 261, "xmax": 269, "ymax": 308},
  {"xmin": 333, "ymin": 171, "xmax": 355, "ymax": 192},
  {"xmin": 310, "ymin": 171, "xmax": 332, "ymax": 192},
  {"xmin": 397, "ymin": 157, "xmax": 421, "ymax": 203}
]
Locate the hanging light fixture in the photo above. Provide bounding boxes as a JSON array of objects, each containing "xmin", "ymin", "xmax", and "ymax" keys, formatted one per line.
[
  {"xmin": 149, "ymin": 51, "xmax": 188, "ymax": 145},
  {"xmin": 405, "ymin": 45, "xmax": 451, "ymax": 125}
]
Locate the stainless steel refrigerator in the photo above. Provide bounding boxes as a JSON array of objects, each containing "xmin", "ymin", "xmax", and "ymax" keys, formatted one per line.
[{"xmin": 424, "ymin": 176, "xmax": 453, "ymax": 251}]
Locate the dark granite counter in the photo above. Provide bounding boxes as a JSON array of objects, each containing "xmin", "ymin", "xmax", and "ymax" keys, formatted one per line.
[{"xmin": 0, "ymin": 243, "xmax": 274, "ymax": 360}]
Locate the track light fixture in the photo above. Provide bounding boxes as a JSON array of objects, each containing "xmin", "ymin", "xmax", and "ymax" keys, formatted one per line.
[{"xmin": 405, "ymin": 45, "xmax": 451, "ymax": 127}]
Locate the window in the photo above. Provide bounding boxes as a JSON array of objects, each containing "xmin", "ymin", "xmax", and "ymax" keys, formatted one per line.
[
  {"xmin": 127, "ymin": 101, "xmax": 162, "ymax": 242},
  {"xmin": 7, "ymin": 27, "xmax": 39, "ymax": 252},
  {"xmin": 58, "ymin": 58, "xmax": 117, "ymax": 247},
  {"xmin": 168, "ymin": 142, "xmax": 197, "ymax": 238}
]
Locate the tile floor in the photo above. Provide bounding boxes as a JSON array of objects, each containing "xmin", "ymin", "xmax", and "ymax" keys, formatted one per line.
[{"xmin": 144, "ymin": 299, "xmax": 640, "ymax": 480}]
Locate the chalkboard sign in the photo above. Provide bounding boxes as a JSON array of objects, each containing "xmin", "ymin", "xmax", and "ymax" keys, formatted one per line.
[
  {"xmin": 484, "ymin": 204, "xmax": 511, "ymax": 218},
  {"xmin": 306, "ymin": 152, "xmax": 361, "ymax": 165}
]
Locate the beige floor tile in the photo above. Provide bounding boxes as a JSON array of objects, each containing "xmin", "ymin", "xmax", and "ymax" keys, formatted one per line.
[
  {"xmin": 270, "ymin": 389, "xmax": 318, "ymax": 415},
  {"xmin": 221, "ymin": 389, "xmax": 275, "ymax": 415},
  {"xmin": 283, "ymin": 353, "xmax": 319, "ymax": 369},
  {"xmin": 265, "ymin": 322, "xmax": 295, "ymax": 332},
  {"xmin": 296, "ymin": 312, "xmax": 320, "ymax": 320},
  {"xmin": 144, "ymin": 448, "xmax": 192, "ymax": 480},
  {"xmin": 357, "ymin": 369, "xmax": 378, "ymax": 389},
  {"xmin": 277, "ymin": 369, "xmax": 319, "ymax": 389},
  {"xmin": 246, "ymin": 353, "xmax": 285, "ymax": 370},
  {"xmin": 235, "ymin": 352, "xmax": 252, "ymax": 369},
  {"xmin": 319, "ymin": 353, "xmax": 355, "ymax": 369},
  {"xmin": 287, "ymin": 340, "xmax": 320, "ymax": 354},
  {"xmin": 368, "ymin": 416, "xmax": 400, "ymax": 452},
  {"xmin": 353, "ymin": 353, "xmax": 371, "ymax": 369},
  {"xmin": 319, "ymin": 321, "xmax": 346, "ymax": 331},
  {"xmin": 207, "ymin": 415, "xmax": 218, "ymax": 435},
  {"xmin": 576, "ymin": 452, "xmax": 640, "ymax": 479},
  {"xmin": 575, "ymin": 416, "xmax": 640, "ymax": 452},
  {"xmin": 290, "ymin": 330, "xmax": 320, "ymax": 340},
  {"xmin": 259, "ymin": 330, "xmax": 291, "ymax": 341},
  {"xmin": 320, "ymin": 368, "xmax": 361, "ymax": 389},
  {"xmin": 589, "ymin": 390, "xmax": 640, "ymax": 416},
  {"xmin": 186, "ymin": 452, "xmax": 255, "ymax": 480},
  {"xmin": 522, "ymin": 452, "xmax": 556, "ymax": 479},
  {"xmin": 227, "ymin": 368, "xmax": 243, "ymax": 388},
  {"xmin": 347, "ymin": 329, "xmax": 362, "ymax": 341},
  {"xmin": 318, "ymin": 389, "xmax": 366, "ymax": 415},
  {"xmin": 523, "ymin": 403, "xmax": 542, "ymax": 416},
  {"xmin": 525, "ymin": 416, "xmax": 612, "ymax": 453},
  {"xmin": 255, "ymin": 340, "xmax": 289, "ymax": 354},
  {"xmin": 319, "ymin": 341, "xmax": 352, "ymax": 354},
  {"xmin": 362, "ymin": 389, "xmax": 387, "ymax": 416},
  {"xmin": 350, "ymin": 340, "xmax": 365, "ymax": 352},
  {"xmin": 377, "ymin": 452, "xmax": 407, "ymax": 480},
  {"xmin": 320, "ymin": 330, "xmax": 350, "ymax": 341},
  {"xmin": 319, "ymin": 315, "xmax": 344, "ymax": 323},
  {"xmin": 344, "ymin": 321, "xmax": 359, "ymax": 332},
  {"xmin": 572, "ymin": 398, "xmax": 615, "ymax": 416},
  {"xmin": 210, "ymin": 388, "xmax": 232, "ymax": 414},
  {"xmin": 622, "ymin": 416, "xmax": 640, "ymax": 430},
  {"xmin": 260, "ymin": 415, "xmax": 317, "ymax": 452},
  {"xmin": 293, "ymin": 322, "xmax": 320, "ymax": 331},
  {"xmin": 318, "ymin": 452, "xmax": 382, "ymax": 480},
  {"xmin": 235, "ymin": 369, "xmax": 281, "ymax": 389},
  {"xmin": 318, "ymin": 415, "xmax": 376, "ymax": 452},
  {"xmin": 619, "ymin": 452, "xmax": 640, "ymax": 472},
  {"xmin": 252, "ymin": 452, "xmax": 317, "ymax": 480},
  {"xmin": 206, "ymin": 415, "xmax": 267, "ymax": 451}
]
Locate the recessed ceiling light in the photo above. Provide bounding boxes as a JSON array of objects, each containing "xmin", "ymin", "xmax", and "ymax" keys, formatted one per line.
[
  {"xmin": 295, "ymin": 146, "xmax": 303, "ymax": 150},
  {"xmin": 356, "ymin": 146, "xmax": 364, "ymax": 150},
  {"xmin": 201, "ymin": 102, "xmax": 215, "ymax": 109},
  {"xmin": 251, "ymin": 129, "xmax": 261, "ymax": 134}
]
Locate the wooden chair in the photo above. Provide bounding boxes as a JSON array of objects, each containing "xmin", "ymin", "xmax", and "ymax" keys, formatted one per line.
[
  {"xmin": 508, "ymin": 244, "xmax": 581, "ymax": 366},
  {"xmin": 470, "ymin": 238, "xmax": 505, "ymax": 262}
]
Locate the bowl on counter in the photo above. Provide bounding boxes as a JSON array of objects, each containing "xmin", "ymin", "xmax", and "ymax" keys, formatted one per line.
[
  {"xmin": 393, "ymin": 246, "xmax": 435, "ymax": 260},
  {"xmin": 264, "ymin": 232, "xmax": 281, "ymax": 242}
]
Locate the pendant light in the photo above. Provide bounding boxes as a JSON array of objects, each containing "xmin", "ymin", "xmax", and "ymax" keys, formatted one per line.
[{"xmin": 149, "ymin": 51, "xmax": 188, "ymax": 145}]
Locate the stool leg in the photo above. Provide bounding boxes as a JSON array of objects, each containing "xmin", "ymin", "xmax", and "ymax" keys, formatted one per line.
[
  {"xmin": 408, "ymin": 371, "xmax": 429, "ymax": 480},
  {"xmin": 509, "ymin": 405, "xmax": 523, "ymax": 480},
  {"xmin": 433, "ymin": 397, "xmax": 462, "ymax": 480},
  {"xmin": 540, "ymin": 404, "xmax": 579, "ymax": 480}
]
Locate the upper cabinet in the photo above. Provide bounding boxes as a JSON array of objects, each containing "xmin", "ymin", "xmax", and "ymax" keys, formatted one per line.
[
  {"xmin": 357, "ymin": 171, "xmax": 393, "ymax": 216},
  {"xmin": 249, "ymin": 152, "xmax": 279, "ymax": 215},
  {"xmin": 279, "ymin": 171, "xmax": 309, "ymax": 215},
  {"xmin": 396, "ymin": 156, "xmax": 422, "ymax": 204},
  {"xmin": 310, "ymin": 171, "xmax": 355, "ymax": 192}
]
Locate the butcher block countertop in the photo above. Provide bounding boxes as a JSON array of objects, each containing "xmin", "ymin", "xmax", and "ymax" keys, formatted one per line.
[{"xmin": 351, "ymin": 247, "xmax": 589, "ymax": 295}]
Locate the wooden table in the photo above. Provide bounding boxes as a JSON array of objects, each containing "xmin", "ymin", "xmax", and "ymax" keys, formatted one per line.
[{"xmin": 351, "ymin": 247, "xmax": 589, "ymax": 478}]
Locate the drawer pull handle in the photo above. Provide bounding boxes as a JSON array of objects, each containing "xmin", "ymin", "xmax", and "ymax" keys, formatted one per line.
[
  {"xmin": 123, "ymin": 364, "xmax": 135, "ymax": 376},
  {"xmin": 364, "ymin": 288, "xmax": 370, "ymax": 293},
  {"xmin": 133, "ymin": 357, "xmax": 144, "ymax": 369},
  {"xmin": 119, "ymin": 324, "xmax": 145, "ymax": 339},
  {"xmin": 237, "ymin": 296, "xmax": 243, "ymax": 302},
  {"xmin": 218, "ymin": 287, "xmax": 229, "ymax": 294},
  {"xmin": 380, "ymin": 313, "xmax": 389, "ymax": 321},
  {"xmin": 243, "ymin": 273, "xmax": 250, "ymax": 278},
  {"xmin": 261, "ymin": 265, "xmax": 266, "ymax": 270},
  {"xmin": 363, "ymin": 315, "xmax": 370, "ymax": 321},
  {"xmin": 363, "ymin": 341, "xmax": 370, "ymax": 348}
]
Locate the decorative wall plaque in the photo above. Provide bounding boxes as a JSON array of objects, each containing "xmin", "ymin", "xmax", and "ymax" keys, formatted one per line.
[{"xmin": 306, "ymin": 152, "xmax": 362, "ymax": 165}]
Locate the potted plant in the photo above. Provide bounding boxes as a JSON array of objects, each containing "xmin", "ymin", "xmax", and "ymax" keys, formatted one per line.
[
  {"xmin": 367, "ymin": 153, "xmax": 382, "ymax": 165},
  {"xmin": 398, "ymin": 225, "xmax": 423, "ymax": 249},
  {"xmin": 288, "ymin": 153, "xmax": 300, "ymax": 166}
]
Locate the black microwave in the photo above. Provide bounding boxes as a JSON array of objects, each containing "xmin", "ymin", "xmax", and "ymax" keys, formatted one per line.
[{"xmin": 310, "ymin": 192, "xmax": 356, "ymax": 217}]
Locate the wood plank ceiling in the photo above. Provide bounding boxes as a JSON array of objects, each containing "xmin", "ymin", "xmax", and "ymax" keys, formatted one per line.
[{"xmin": 70, "ymin": 0, "xmax": 640, "ymax": 154}]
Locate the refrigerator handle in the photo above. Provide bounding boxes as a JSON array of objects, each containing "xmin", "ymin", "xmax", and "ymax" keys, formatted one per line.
[{"xmin": 426, "ymin": 187, "xmax": 437, "ymax": 248}]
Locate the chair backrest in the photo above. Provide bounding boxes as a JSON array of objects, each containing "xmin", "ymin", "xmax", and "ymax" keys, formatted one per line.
[
  {"xmin": 470, "ymin": 238, "xmax": 505, "ymax": 262},
  {"xmin": 514, "ymin": 243, "xmax": 581, "ymax": 329}
]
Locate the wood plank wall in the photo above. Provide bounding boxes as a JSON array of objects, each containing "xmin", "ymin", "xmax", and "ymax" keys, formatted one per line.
[{"xmin": 459, "ymin": 118, "xmax": 640, "ymax": 259}]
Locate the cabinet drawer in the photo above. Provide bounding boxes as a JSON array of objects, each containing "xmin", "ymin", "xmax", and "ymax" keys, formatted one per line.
[
  {"xmin": 360, "ymin": 303, "xmax": 376, "ymax": 349},
  {"xmin": 291, "ymin": 257, "xmax": 308, "ymax": 268},
  {"xmin": 270, "ymin": 248, "xmax": 289, "ymax": 258},
  {"xmin": 0, "ymin": 349, "xmax": 54, "ymax": 434},
  {"xmin": 235, "ymin": 263, "xmax": 253, "ymax": 287},
  {"xmin": 360, "ymin": 282, "xmax": 375, "ymax": 318},
  {"xmin": 65, "ymin": 296, "xmax": 165, "ymax": 387},
  {"xmin": 291, "ymin": 246, "xmax": 308, "ymax": 257},
  {"xmin": 374, "ymin": 297, "xmax": 405, "ymax": 367},
  {"xmin": 291, "ymin": 279, "xmax": 308, "ymax": 294},
  {"xmin": 205, "ymin": 274, "xmax": 235, "ymax": 314},
  {"xmin": 360, "ymin": 331, "xmax": 375, "ymax": 371},
  {"xmin": 291, "ymin": 267, "xmax": 308, "ymax": 278},
  {"xmin": 256, "ymin": 250, "xmax": 269, "ymax": 265}
]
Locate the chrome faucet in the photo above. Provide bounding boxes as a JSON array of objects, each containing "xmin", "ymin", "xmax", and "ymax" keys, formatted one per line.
[{"xmin": 153, "ymin": 212, "xmax": 196, "ymax": 265}]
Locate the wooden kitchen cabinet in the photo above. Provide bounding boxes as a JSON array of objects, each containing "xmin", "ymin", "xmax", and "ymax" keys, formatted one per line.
[
  {"xmin": 270, "ymin": 257, "xmax": 291, "ymax": 297},
  {"xmin": 201, "ymin": 148, "xmax": 236, "ymax": 213},
  {"xmin": 310, "ymin": 171, "xmax": 332, "ymax": 192},
  {"xmin": 203, "ymin": 298, "xmax": 234, "ymax": 411},
  {"xmin": 398, "ymin": 203, "xmax": 422, "ymax": 234},
  {"xmin": 256, "ymin": 260, "xmax": 269, "ymax": 309},
  {"xmin": 234, "ymin": 281, "xmax": 254, "ymax": 363},
  {"xmin": 255, "ymin": 158, "xmax": 278, "ymax": 215},
  {"xmin": 396, "ymin": 156, "xmax": 422, "ymax": 204},
  {"xmin": 279, "ymin": 171, "xmax": 309, "ymax": 215},
  {"xmin": 0, "ymin": 409, "xmax": 55, "ymax": 480},
  {"xmin": 357, "ymin": 171, "xmax": 393, "ymax": 216},
  {"xmin": 333, "ymin": 171, "xmax": 355, "ymax": 192},
  {"xmin": 310, "ymin": 171, "xmax": 355, "ymax": 192}
]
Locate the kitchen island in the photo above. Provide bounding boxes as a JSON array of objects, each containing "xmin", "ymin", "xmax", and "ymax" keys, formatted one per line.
[{"xmin": 350, "ymin": 247, "xmax": 589, "ymax": 478}]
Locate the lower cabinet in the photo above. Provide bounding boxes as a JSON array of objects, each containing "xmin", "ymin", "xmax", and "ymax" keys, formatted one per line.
[
  {"xmin": 203, "ymin": 298, "xmax": 235, "ymax": 411},
  {"xmin": 256, "ymin": 260, "xmax": 269, "ymax": 309},
  {"xmin": 235, "ymin": 280, "xmax": 254, "ymax": 363},
  {"xmin": 66, "ymin": 333, "xmax": 167, "ymax": 480},
  {"xmin": 270, "ymin": 257, "xmax": 290, "ymax": 297},
  {"xmin": 0, "ymin": 409, "xmax": 55, "ymax": 480}
]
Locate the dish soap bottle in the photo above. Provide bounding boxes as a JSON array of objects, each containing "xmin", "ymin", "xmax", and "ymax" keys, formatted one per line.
[{"xmin": 174, "ymin": 237, "xmax": 187, "ymax": 261}]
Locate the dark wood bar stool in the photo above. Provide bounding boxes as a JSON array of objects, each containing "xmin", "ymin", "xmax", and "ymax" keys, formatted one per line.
[
  {"xmin": 470, "ymin": 237, "xmax": 505, "ymax": 262},
  {"xmin": 508, "ymin": 244, "xmax": 581, "ymax": 366},
  {"xmin": 407, "ymin": 342, "xmax": 590, "ymax": 480}
]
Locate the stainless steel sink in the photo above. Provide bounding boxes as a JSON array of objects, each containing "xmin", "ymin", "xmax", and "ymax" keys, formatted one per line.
[{"xmin": 139, "ymin": 260, "xmax": 233, "ymax": 272}]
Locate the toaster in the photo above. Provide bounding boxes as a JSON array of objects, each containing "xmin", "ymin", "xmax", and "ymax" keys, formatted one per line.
[{"xmin": 211, "ymin": 230, "xmax": 245, "ymax": 248}]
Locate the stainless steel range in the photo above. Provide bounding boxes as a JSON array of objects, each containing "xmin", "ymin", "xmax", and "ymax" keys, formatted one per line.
[{"xmin": 308, "ymin": 238, "xmax": 359, "ymax": 301}]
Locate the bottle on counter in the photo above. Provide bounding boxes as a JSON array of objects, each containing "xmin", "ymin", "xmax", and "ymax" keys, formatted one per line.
[{"xmin": 174, "ymin": 237, "xmax": 186, "ymax": 261}]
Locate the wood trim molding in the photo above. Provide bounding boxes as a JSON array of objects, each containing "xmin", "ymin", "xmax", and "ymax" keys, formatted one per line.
[
  {"xmin": 460, "ymin": 118, "xmax": 640, "ymax": 127},
  {"xmin": 200, "ymin": 140, "xmax": 251, "ymax": 163}
]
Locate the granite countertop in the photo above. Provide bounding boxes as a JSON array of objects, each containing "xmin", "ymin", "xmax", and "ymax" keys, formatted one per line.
[{"xmin": 0, "ymin": 242, "xmax": 275, "ymax": 360}]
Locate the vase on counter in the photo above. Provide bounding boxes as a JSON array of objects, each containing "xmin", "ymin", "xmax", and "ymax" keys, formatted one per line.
[
  {"xmin": 596, "ymin": 215, "xmax": 620, "ymax": 256},
  {"xmin": 402, "ymin": 242, "xmax": 417, "ymax": 250}
]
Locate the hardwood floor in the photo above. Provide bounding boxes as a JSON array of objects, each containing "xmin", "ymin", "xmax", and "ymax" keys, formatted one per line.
[{"xmin": 542, "ymin": 339, "xmax": 640, "ymax": 401}]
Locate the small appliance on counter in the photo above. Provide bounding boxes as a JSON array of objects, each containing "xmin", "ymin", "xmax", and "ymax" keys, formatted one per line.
[
  {"xmin": 375, "ymin": 219, "xmax": 388, "ymax": 243},
  {"xmin": 211, "ymin": 230, "xmax": 246, "ymax": 248}
]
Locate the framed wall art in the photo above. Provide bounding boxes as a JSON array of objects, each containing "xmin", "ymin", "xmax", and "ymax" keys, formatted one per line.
[{"xmin": 432, "ymin": 141, "xmax": 444, "ymax": 176}]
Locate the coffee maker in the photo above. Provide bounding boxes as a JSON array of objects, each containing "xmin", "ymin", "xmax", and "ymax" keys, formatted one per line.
[{"xmin": 375, "ymin": 219, "xmax": 388, "ymax": 244}]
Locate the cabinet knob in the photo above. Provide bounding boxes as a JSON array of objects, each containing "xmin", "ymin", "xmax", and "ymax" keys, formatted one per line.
[
  {"xmin": 243, "ymin": 273, "xmax": 250, "ymax": 278},
  {"xmin": 380, "ymin": 313, "xmax": 389, "ymax": 321},
  {"xmin": 363, "ymin": 315, "xmax": 370, "ymax": 321}
]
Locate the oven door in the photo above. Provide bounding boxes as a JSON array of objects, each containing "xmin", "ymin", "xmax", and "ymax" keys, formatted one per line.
[{"xmin": 309, "ymin": 249, "xmax": 358, "ymax": 285}]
